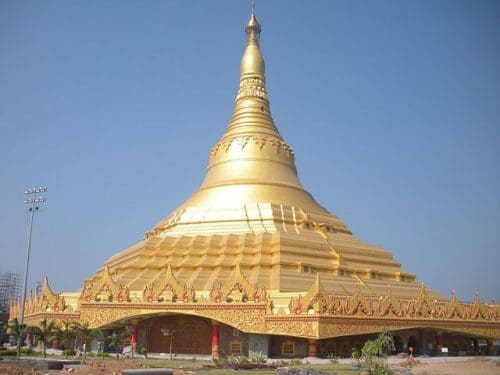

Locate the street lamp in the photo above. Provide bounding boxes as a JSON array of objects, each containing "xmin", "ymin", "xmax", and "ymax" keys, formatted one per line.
[{"xmin": 17, "ymin": 187, "xmax": 47, "ymax": 358}]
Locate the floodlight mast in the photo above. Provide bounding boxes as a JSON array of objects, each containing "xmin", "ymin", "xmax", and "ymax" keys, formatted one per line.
[{"xmin": 17, "ymin": 187, "xmax": 47, "ymax": 359}]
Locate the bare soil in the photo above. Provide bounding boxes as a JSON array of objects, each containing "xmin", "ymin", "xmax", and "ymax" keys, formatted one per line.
[
  {"xmin": 0, "ymin": 357, "xmax": 499, "ymax": 375},
  {"xmin": 397, "ymin": 357, "xmax": 500, "ymax": 375},
  {"xmin": 0, "ymin": 359, "xmax": 187, "ymax": 375}
]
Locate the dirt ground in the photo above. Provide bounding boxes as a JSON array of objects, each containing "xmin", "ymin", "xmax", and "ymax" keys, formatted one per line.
[
  {"xmin": 402, "ymin": 357, "xmax": 500, "ymax": 375},
  {"xmin": 0, "ymin": 359, "xmax": 187, "ymax": 375},
  {"xmin": 0, "ymin": 357, "xmax": 499, "ymax": 375}
]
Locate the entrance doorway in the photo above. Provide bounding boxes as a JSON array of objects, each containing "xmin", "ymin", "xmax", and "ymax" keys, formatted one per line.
[{"xmin": 140, "ymin": 315, "xmax": 212, "ymax": 354}]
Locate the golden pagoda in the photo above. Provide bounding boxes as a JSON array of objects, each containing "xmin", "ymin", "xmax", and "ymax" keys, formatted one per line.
[{"xmin": 12, "ymin": 7, "xmax": 499, "ymax": 358}]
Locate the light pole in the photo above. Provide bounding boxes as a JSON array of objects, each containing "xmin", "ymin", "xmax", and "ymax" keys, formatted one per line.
[{"xmin": 17, "ymin": 187, "xmax": 47, "ymax": 358}]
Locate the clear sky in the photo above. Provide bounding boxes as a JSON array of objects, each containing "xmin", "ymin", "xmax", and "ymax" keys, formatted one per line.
[{"xmin": 1, "ymin": 1, "xmax": 499, "ymax": 303}]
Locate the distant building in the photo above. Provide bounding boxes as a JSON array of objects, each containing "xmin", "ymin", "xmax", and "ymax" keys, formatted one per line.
[{"xmin": 0, "ymin": 272, "xmax": 21, "ymax": 343}]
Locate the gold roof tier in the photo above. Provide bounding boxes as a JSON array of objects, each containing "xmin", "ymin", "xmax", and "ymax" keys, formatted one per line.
[{"xmin": 98, "ymin": 10, "xmax": 428, "ymax": 298}]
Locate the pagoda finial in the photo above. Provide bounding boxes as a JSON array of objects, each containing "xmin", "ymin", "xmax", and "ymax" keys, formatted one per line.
[
  {"xmin": 240, "ymin": 2, "xmax": 264, "ymax": 77},
  {"xmin": 246, "ymin": 0, "xmax": 261, "ymax": 43},
  {"xmin": 42, "ymin": 276, "xmax": 53, "ymax": 296}
]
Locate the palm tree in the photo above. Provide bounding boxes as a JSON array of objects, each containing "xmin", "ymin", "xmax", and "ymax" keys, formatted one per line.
[
  {"xmin": 73, "ymin": 322, "xmax": 93, "ymax": 361},
  {"xmin": 109, "ymin": 326, "xmax": 132, "ymax": 359},
  {"xmin": 92, "ymin": 329, "xmax": 111, "ymax": 359},
  {"xmin": 7, "ymin": 318, "xmax": 26, "ymax": 358},
  {"xmin": 25, "ymin": 325, "xmax": 35, "ymax": 348},
  {"xmin": 31, "ymin": 319, "xmax": 58, "ymax": 358},
  {"xmin": 56, "ymin": 320, "xmax": 77, "ymax": 358},
  {"xmin": 161, "ymin": 328, "xmax": 175, "ymax": 360}
]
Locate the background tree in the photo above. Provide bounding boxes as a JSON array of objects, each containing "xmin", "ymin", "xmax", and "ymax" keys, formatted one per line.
[
  {"xmin": 25, "ymin": 325, "xmax": 35, "ymax": 348},
  {"xmin": 74, "ymin": 322, "xmax": 92, "ymax": 361},
  {"xmin": 92, "ymin": 329, "xmax": 111, "ymax": 359},
  {"xmin": 31, "ymin": 319, "xmax": 57, "ymax": 358},
  {"xmin": 56, "ymin": 320, "xmax": 76, "ymax": 354},
  {"xmin": 7, "ymin": 318, "xmax": 26, "ymax": 358},
  {"xmin": 109, "ymin": 326, "xmax": 132, "ymax": 359},
  {"xmin": 161, "ymin": 328, "xmax": 175, "ymax": 360}
]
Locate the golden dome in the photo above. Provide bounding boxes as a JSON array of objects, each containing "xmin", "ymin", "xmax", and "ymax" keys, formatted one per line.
[{"xmin": 101, "ymin": 8, "xmax": 418, "ymax": 296}]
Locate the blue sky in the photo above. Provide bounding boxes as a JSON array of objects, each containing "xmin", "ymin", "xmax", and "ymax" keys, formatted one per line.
[{"xmin": 1, "ymin": 1, "xmax": 499, "ymax": 302}]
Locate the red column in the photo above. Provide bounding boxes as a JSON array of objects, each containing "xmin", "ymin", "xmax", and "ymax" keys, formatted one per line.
[
  {"xmin": 211, "ymin": 321, "xmax": 220, "ymax": 359},
  {"xmin": 129, "ymin": 322, "xmax": 139, "ymax": 357},
  {"xmin": 435, "ymin": 330, "xmax": 443, "ymax": 353}
]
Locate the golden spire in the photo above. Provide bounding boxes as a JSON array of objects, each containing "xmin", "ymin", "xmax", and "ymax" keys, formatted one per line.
[
  {"xmin": 174, "ymin": 5, "xmax": 326, "ymax": 212},
  {"xmin": 240, "ymin": 2, "xmax": 264, "ymax": 76},
  {"xmin": 228, "ymin": 4, "xmax": 273, "ymax": 139}
]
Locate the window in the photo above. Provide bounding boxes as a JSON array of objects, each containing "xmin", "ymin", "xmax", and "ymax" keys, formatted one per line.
[
  {"xmin": 282, "ymin": 340, "xmax": 295, "ymax": 356},
  {"xmin": 230, "ymin": 341, "xmax": 242, "ymax": 355}
]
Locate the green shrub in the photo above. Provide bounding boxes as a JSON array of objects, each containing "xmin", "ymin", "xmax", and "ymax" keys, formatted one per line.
[
  {"xmin": 372, "ymin": 365, "xmax": 393, "ymax": 375},
  {"xmin": 231, "ymin": 355, "xmax": 249, "ymax": 364},
  {"xmin": 21, "ymin": 348, "xmax": 35, "ymax": 355},
  {"xmin": 362, "ymin": 330, "xmax": 393, "ymax": 359},
  {"xmin": 0, "ymin": 349, "xmax": 17, "ymax": 356},
  {"xmin": 140, "ymin": 346, "xmax": 148, "ymax": 359},
  {"xmin": 63, "ymin": 349, "xmax": 76, "ymax": 357},
  {"xmin": 250, "ymin": 351, "xmax": 266, "ymax": 363},
  {"xmin": 326, "ymin": 353, "xmax": 341, "ymax": 364},
  {"xmin": 362, "ymin": 329, "xmax": 394, "ymax": 375},
  {"xmin": 352, "ymin": 347, "xmax": 361, "ymax": 360}
]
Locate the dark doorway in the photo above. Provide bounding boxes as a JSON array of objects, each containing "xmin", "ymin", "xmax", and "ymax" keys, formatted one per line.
[
  {"xmin": 393, "ymin": 335, "xmax": 403, "ymax": 354},
  {"xmin": 142, "ymin": 315, "xmax": 212, "ymax": 354},
  {"xmin": 408, "ymin": 335, "xmax": 419, "ymax": 355}
]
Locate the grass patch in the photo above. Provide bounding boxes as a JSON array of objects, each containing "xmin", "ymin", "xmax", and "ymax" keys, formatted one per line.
[
  {"xmin": 289, "ymin": 363, "xmax": 357, "ymax": 375},
  {"xmin": 142, "ymin": 358, "xmax": 210, "ymax": 369},
  {"xmin": 195, "ymin": 371, "xmax": 275, "ymax": 375},
  {"xmin": 191, "ymin": 363, "xmax": 356, "ymax": 375}
]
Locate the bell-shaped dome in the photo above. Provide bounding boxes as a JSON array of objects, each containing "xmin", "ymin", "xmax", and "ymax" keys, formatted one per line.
[{"xmin": 175, "ymin": 10, "xmax": 328, "ymax": 214}]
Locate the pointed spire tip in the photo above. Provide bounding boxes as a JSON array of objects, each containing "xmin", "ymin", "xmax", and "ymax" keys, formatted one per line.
[{"xmin": 246, "ymin": 0, "xmax": 261, "ymax": 39}]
